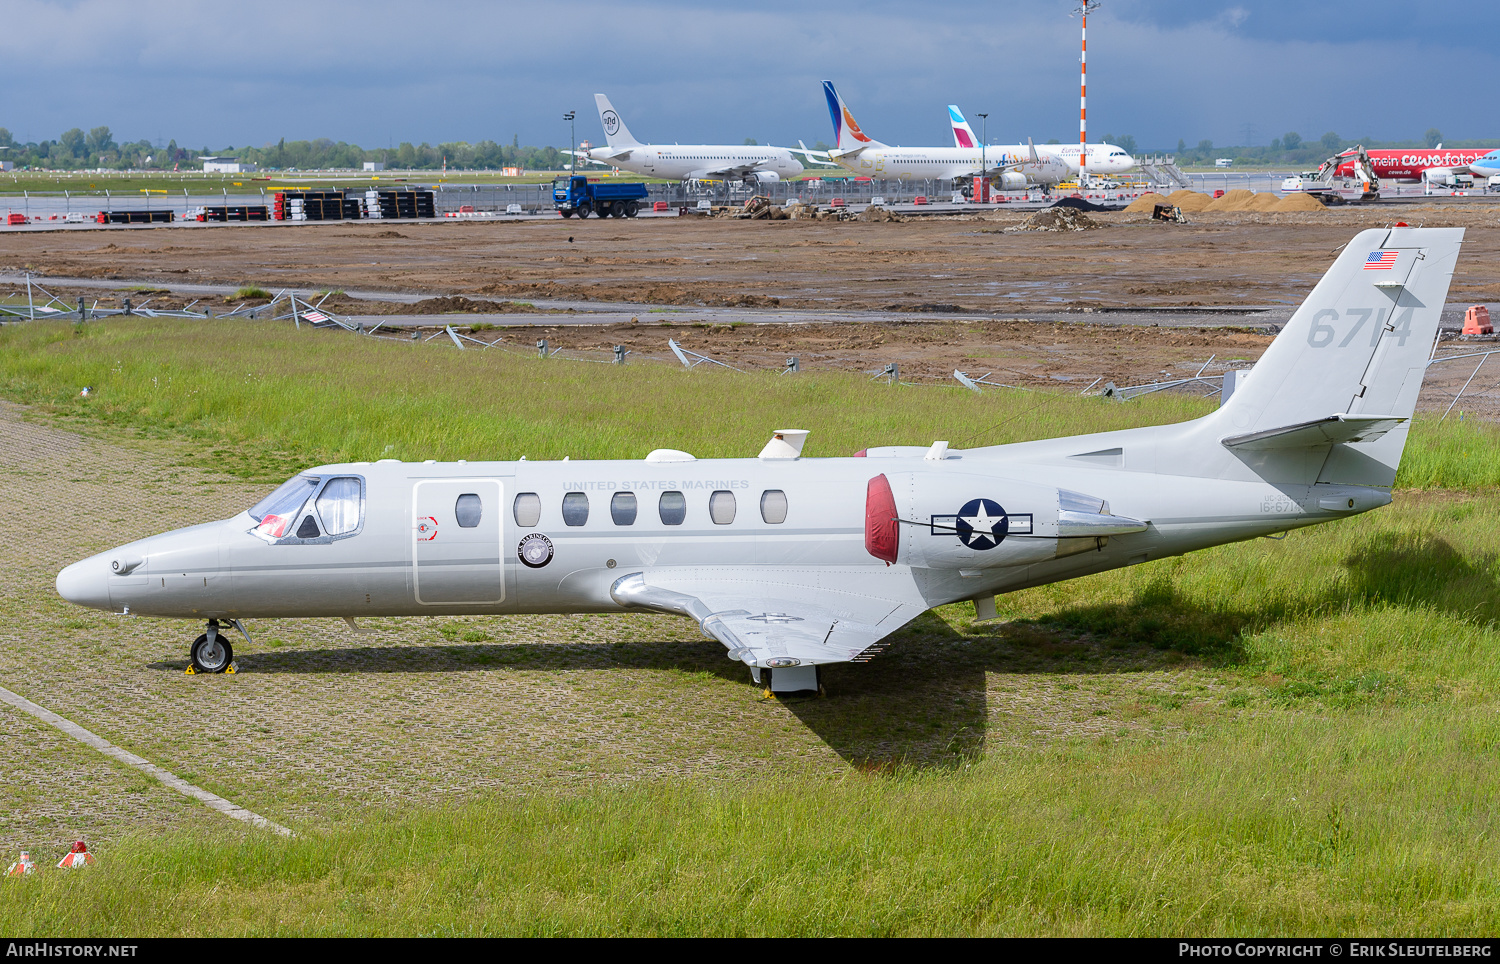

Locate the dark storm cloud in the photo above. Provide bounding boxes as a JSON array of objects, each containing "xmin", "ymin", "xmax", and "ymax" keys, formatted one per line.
[{"xmin": 0, "ymin": 1, "xmax": 1492, "ymax": 153}]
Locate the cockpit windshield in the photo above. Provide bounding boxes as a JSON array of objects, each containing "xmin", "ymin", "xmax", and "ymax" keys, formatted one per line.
[{"xmin": 248, "ymin": 475, "xmax": 319, "ymax": 538}]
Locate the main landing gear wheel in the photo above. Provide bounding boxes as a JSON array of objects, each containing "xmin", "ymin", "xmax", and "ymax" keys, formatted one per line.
[{"xmin": 190, "ymin": 626, "xmax": 233, "ymax": 674}]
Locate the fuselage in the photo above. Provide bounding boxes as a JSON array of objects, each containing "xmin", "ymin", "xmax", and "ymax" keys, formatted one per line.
[
  {"xmin": 583, "ymin": 144, "xmax": 803, "ymax": 182},
  {"xmin": 1034, "ymin": 143, "xmax": 1136, "ymax": 176},
  {"xmin": 829, "ymin": 146, "xmax": 1069, "ymax": 185},
  {"xmin": 57, "ymin": 445, "xmax": 1385, "ymax": 624},
  {"xmin": 1469, "ymin": 150, "xmax": 1500, "ymax": 179},
  {"xmin": 1338, "ymin": 148, "xmax": 1491, "ymax": 182}
]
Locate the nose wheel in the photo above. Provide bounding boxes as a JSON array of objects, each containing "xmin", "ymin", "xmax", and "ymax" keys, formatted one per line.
[{"xmin": 188, "ymin": 621, "xmax": 234, "ymax": 674}]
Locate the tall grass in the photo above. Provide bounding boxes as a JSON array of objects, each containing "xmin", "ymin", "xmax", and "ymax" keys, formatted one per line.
[
  {"xmin": 1, "ymin": 318, "xmax": 1495, "ymax": 486},
  {"xmin": 0, "ymin": 318, "xmax": 1213, "ymax": 480}
]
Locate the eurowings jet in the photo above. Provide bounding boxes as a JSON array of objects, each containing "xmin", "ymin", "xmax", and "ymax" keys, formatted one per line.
[
  {"xmin": 58, "ymin": 227, "xmax": 1462, "ymax": 695},
  {"xmin": 817, "ymin": 82, "xmax": 1068, "ymax": 189},
  {"xmin": 945, "ymin": 105, "xmax": 1136, "ymax": 177},
  {"xmin": 577, "ymin": 94, "xmax": 803, "ymax": 185}
]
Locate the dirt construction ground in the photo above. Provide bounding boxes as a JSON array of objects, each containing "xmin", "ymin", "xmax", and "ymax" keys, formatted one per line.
[
  {"xmin": 1, "ymin": 205, "xmax": 1499, "ymax": 851},
  {"xmin": 5, "ymin": 202, "xmax": 1500, "ymax": 413}
]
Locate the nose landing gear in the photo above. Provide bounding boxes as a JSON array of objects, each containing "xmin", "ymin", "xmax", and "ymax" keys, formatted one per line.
[{"xmin": 188, "ymin": 620, "xmax": 234, "ymax": 674}]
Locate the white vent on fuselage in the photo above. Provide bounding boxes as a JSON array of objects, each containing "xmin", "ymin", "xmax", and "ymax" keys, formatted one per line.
[{"xmin": 646, "ymin": 449, "xmax": 697, "ymax": 462}]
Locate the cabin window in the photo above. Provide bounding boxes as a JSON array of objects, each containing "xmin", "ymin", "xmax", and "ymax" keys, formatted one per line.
[
  {"xmin": 513, "ymin": 492, "xmax": 541, "ymax": 528},
  {"xmin": 611, "ymin": 491, "xmax": 637, "ymax": 526},
  {"xmin": 562, "ymin": 491, "xmax": 589, "ymax": 526},
  {"xmin": 295, "ymin": 514, "xmax": 321, "ymax": 540},
  {"xmin": 455, "ymin": 493, "xmax": 483, "ymax": 528},
  {"xmin": 316, "ymin": 477, "xmax": 363, "ymax": 536},
  {"xmin": 248, "ymin": 475, "xmax": 319, "ymax": 538},
  {"xmin": 760, "ymin": 489, "xmax": 788, "ymax": 524},
  {"xmin": 709, "ymin": 490, "xmax": 737, "ymax": 525},
  {"xmin": 659, "ymin": 490, "xmax": 686, "ymax": 525}
]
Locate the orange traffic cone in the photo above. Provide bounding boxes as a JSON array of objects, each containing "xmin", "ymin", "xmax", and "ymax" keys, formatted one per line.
[
  {"xmin": 56, "ymin": 841, "xmax": 94, "ymax": 869},
  {"xmin": 6, "ymin": 852, "xmax": 35, "ymax": 876}
]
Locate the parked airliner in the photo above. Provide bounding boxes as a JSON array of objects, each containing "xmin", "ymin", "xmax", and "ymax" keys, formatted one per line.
[
  {"xmin": 816, "ymin": 82, "xmax": 1068, "ymax": 189},
  {"xmin": 577, "ymin": 94, "xmax": 804, "ymax": 185},
  {"xmin": 58, "ymin": 228, "xmax": 1461, "ymax": 696},
  {"xmin": 946, "ymin": 105, "xmax": 1136, "ymax": 177}
]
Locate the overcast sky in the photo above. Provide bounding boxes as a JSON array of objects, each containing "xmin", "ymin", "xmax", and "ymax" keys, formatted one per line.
[{"xmin": 3, "ymin": 0, "xmax": 1495, "ymax": 152}]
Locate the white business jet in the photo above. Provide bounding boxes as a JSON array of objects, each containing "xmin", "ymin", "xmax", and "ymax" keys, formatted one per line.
[{"xmin": 58, "ymin": 227, "xmax": 1460, "ymax": 695}]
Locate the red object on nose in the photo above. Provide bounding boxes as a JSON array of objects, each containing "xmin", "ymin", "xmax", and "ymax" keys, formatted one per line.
[{"xmin": 865, "ymin": 474, "xmax": 898, "ymax": 565}]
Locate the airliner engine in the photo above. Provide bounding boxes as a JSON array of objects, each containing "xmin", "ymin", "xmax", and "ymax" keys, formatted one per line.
[
  {"xmin": 996, "ymin": 171, "xmax": 1028, "ymax": 191},
  {"xmin": 747, "ymin": 170, "xmax": 781, "ymax": 185}
]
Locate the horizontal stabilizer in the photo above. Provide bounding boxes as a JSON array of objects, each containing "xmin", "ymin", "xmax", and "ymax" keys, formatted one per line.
[{"xmin": 1222, "ymin": 414, "xmax": 1406, "ymax": 451}]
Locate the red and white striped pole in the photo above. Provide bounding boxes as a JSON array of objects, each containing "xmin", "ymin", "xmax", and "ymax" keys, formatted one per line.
[{"xmin": 1078, "ymin": 1, "xmax": 1099, "ymax": 177}]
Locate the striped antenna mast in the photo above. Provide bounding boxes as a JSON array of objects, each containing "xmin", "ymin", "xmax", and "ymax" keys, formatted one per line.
[{"xmin": 1073, "ymin": 1, "xmax": 1101, "ymax": 175}]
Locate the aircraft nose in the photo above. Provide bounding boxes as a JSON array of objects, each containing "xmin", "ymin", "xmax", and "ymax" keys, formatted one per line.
[{"xmin": 56, "ymin": 557, "xmax": 112, "ymax": 611}]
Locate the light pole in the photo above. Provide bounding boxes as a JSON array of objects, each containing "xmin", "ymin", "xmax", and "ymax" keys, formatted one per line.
[
  {"xmin": 563, "ymin": 111, "xmax": 576, "ymax": 175},
  {"xmin": 977, "ymin": 113, "xmax": 988, "ymax": 202}
]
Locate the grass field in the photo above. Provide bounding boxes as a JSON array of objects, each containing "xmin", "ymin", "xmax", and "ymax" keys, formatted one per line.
[{"xmin": 1, "ymin": 317, "xmax": 1499, "ymax": 935}]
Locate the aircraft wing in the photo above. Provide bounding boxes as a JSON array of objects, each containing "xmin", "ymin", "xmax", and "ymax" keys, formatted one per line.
[
  {"xmin": 793, "ymin": 141, "xmax": 838, "ymax": 166},
  {"xmin": 572, "ymin": 148, "xmax": 633, "ymax": 163},
  {"xmin": 692, "ymin": 161, "xmax": 774, "ymax": 180},
  {"xmin": 610, "ymin": 570, "xmax": 928, "ymax": 666}
]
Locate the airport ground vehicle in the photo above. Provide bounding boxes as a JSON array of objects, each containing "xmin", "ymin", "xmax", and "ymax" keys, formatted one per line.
[
  {"xmin": 1281, "ymin": 146, "xmax": 1381, "ymax": 204},
  {"xmin": 553, "ymin": 176, "xmax": 649, "ymax": 218}
]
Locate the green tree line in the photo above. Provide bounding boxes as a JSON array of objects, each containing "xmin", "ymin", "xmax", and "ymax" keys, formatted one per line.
[{"xmin": 0, "ymin": 127, "xmax": 569, "ymax": 172}]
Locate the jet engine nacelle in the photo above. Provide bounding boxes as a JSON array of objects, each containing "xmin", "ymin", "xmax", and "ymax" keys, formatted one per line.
[
  {"xmin": 1423, "ymin": 167, "xmax": 1475, "ymax": 187},
  {"xmin": 747, "ymin": 170, "xmax": 781, "ymax": 185},
  {"xmin": 996, "ymin": 171, "xmax": 1028, "ymax": 191},
  {"xmin": 864, "ymin": 471, "xmax": 1148, "ymax": 570}
]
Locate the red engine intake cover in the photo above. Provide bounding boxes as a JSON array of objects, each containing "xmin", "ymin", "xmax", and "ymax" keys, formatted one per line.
[{"xmin": 865, "ymin": 474, "xmax": 898, "ymax": 564}]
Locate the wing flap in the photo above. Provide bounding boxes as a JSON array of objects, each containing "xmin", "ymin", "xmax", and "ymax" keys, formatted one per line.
[{"xmin": 610, "ymin": 570, "xmax": 926, "ymax": 667}]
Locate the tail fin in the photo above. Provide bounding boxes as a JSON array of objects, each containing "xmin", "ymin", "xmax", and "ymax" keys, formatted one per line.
[
  {"xmin": 822, "ymin": 81, "xmax": 885, "ymax": 153},
  {"xmin": 1213, "ymin": 226, "xmax": 1463, "ymax": 486},
  {"xmin": 948, "ymin": 106, "xmax": 977, "ymax": 149},
  {"xmin": 594, "ymin": 94, "xmax": 641, "ymax": 149}
]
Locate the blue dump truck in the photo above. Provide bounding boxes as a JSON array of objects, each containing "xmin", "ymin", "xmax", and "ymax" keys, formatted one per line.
[{"xmin": 553, "ymin": 175, "xmax": 650, "ymax": 218}]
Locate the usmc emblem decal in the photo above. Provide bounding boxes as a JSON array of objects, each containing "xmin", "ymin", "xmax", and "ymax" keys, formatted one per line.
[{"xmin": 518, "ymin": 533, "xmax": 554, "ymax": 568}]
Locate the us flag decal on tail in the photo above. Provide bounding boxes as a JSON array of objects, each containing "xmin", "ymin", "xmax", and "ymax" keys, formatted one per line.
[{"xmin": 1364, "ymin": 250, "xmax": 1398, "ymax": 270}]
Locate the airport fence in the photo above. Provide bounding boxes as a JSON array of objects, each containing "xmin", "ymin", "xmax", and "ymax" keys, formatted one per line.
[{"xmin": 0, "ymin": 178, "xmax": 990, "ymax": 222}]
